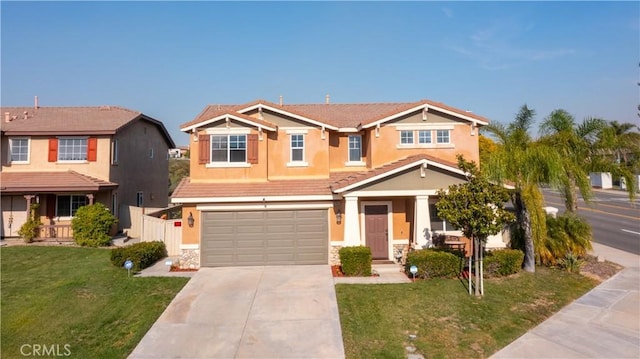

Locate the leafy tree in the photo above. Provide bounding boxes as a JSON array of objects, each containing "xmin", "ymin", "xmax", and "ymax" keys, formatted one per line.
[
  {"xmin": 169, "ymin": 158, "xmax": 190, "ymax": 195},
  {"xmin": 483, "ymin": 105, "xmax": 563, "ymax": 272},
  {"xmin": 72, "ymin": 203, "xmax": 117, "ymax": 247},
  {"xmin": 478, "ymin": 134, "xmax": 498, "ymax": 167},
  {"xmin": 538, "ymin": 110, "xmax": 606, "ymax": 212},
  {"xmin": 436, "ymin": 155, "xmax": 515, "ymax": 296}
]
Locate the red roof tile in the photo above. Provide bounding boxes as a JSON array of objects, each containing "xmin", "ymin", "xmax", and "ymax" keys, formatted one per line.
[
  {"xmin": 181, "ymin": 99, "xmax": 490, "ymax": 131},
  {"xmin": 0, "ymin": 171, "xmax": 118, "ymax": 193}
]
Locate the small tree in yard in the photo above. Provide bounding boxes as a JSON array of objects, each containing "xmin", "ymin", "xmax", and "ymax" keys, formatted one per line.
[
  {"xmin": 436, "ymin": 155, "xmax": 515, "ymax": 296},
  {"xmin": 72, "ymin": 203, "xmax": 117, "ymax": 247}
]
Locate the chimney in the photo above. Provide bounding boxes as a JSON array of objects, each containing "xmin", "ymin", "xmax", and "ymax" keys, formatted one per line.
[
  {"xmin": 325, "ymin": 94, "xmax": 330, "ymax": 104},
  {"xmin": 279, "ymin": 95, "xmax": 283, "ymax": 106},
  {"xmin": 34, "ymin": 96, "xmax": 39, "ymax": 109},
  {"xmin": 4, "ymin": 112, "xmax": 10, "ymax": 123}
]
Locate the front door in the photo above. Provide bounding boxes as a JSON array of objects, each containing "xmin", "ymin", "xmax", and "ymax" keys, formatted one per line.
[{"xmin": 365, "ymin": 205, "xmax": 388, "ymax": 259}]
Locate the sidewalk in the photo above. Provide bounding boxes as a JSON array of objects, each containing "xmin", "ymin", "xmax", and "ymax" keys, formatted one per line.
[
  {"xmin": 333, "ymin": 263, "xmax": 411, "ymax": 284},
  {"xmin": 491, "ymin": 242, "xmax": 640, "ymax": 358}
]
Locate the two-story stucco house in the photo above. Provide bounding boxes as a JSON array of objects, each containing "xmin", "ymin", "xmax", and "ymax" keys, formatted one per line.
[
  {"xmin": 0, "ymin": 104, "xmax": 175, "ymax": 239},
  {"xmin": 172, "ymin": 98, "xmax": 504, "ymax": 268}
]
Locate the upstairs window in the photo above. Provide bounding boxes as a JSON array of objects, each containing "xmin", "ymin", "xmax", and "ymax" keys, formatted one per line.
[
  {"xmin": 290, "ymin": 134, "xmax": 305, "ymax": 162},
  {"xmin": 211, "ymin": 135, "xmax": 246, "ymax": 163},
  {"xmin": 418, "ymin": 130, "xmax": 432, "ymax": 144},
  {"xmin": 436, "ymin": 130, "xmax": 450, "ymax": 144},
  {"xmin": 9, "ymin": 138, "xmax": 29, "ymax": 163},
  {"xmin": 400, "ymin": 130, "xmax": 414, "ymax": 145},
  {"xmin": 56, "ymin": 195, "xmax": 87, "ymax": 217},
  {"xmin": 348, "ymin": 135, "xmax": 362, "ymax": 162},
  {"xmin": 58, "ymin": 138, "xmax": 88, "ymax": 161}
]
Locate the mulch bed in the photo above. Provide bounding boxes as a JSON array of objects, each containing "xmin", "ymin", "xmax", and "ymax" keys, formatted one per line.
[
  {"xmin": 331, "ymin": 265, "xmax": 380, "ymax": 277},
  {"xmin": 579, "ymin": 255, "xmax": 623, "ymax": 282}
]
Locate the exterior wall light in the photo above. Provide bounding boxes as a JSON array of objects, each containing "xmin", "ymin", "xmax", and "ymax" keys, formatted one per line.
[
  {"xmin": 187, "ymin": 212, "xmax": 195, "ymax": 228},
  {"xmin": 335, "ymin": 209, "xmax": 342, "ymax": 225}
]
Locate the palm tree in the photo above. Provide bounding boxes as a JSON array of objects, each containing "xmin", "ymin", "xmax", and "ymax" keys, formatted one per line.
[
  {"xmin": 538, "ymin": 110, "xmax": 606, "ymax": 212},
  {"xmin": 483, "ymin": 105, "xmax": 563, "ymax": 272},
  {"xmin": 593, "ymin": 121, "xmax": 640, "ymax": 199}
]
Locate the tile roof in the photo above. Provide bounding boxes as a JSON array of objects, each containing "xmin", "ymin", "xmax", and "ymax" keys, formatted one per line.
[
  {"xmin": 0, "ymin": 171, "xmax": 118, "ymax": 193},
  {"xmin": 1, "ymin": 106, "xmax": 175, "ymax": 147},
  {"xmin": 171, "ymin": 154, "xmax": 462, "ymax": 200},
  {"xmin": 181, "ymin": 99, "xmax": 490, "ymax": 131}
]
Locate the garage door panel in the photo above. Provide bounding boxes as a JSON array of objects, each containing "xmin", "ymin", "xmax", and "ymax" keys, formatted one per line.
[{"xmin": 201, "ymin": 209, "xmax": 328, "ymax": 267}]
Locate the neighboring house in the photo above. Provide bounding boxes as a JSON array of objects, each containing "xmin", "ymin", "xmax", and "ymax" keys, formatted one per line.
[
  {"xmin": 0, "ymin": 105, "xmax": 175, "ymax": 239},
  {"xmin": 172, "ymin": 98, "xmax": 506, "ymax": 268},
  {"xmin": 168, "ymin": 146, "xmax": 189, "ymax": 159}
]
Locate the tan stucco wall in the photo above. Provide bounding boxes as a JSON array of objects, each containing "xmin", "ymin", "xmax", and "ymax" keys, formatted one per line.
[
  {"xmin": 1, "ymin": 135, "xmax": 112, "ymax": 180},
  {"xmin": 356, "ymin": 166, "xmax": 467, "ymax": 192},
  {"xmin": 267, "ymin": 129, "xmax": 329, "ymax": 179},
  {"xmin": 181, "ymin": 204, "xmax": 199, "ymax": 245},
  {"xmin": 328, "ymin": 132, "xmax": 368, "ymax": 172}
]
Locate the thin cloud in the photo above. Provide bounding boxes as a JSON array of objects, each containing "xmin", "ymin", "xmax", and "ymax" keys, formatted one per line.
[{"xmin": 448, "ymin": 22, "xmax": 576, "ymax": 71}]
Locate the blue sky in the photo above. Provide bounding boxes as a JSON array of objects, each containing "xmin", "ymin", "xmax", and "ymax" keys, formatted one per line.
[{"xmin": 2, "ymin": 1, "xmax": 638, "ymax": 145}]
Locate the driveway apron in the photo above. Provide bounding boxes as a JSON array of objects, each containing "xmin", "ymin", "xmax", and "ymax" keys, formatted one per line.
[{"xmin": 129, "ymin": 265, "xmax": 345, "ymax": 359}]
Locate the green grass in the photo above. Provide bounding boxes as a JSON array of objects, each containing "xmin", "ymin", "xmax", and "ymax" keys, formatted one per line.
[
  {"xmin": 336, "ymin": 267, "xmax": 598, "ymax": 359},
  {"xmin": 1, "ymin": 246, "xmax": 189, "ymax": 358}
]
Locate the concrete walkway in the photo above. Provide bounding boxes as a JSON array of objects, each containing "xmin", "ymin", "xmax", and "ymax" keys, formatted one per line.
[
  {"xmin": 492, "ymin": 242, "xmax": 640, "ymax": 358},
  {"xmin": 128, "ymin": 265, "xmax": 345, "ymax": 359},
  {"xmin": 334, "ymin": 263, "xmax": 411, "ymax": 284}
]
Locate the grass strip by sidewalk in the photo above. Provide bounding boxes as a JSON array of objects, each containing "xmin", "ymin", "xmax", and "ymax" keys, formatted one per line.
[
  {"xmin": 1, "ymin": 246, "xmax": 188, "ymax": 358},
  {"xmin": 336, "ymin": 266, "xmax": 597, "ymax": 359}
]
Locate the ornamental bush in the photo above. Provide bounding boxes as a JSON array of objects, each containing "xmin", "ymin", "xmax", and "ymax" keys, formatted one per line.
[
  {"xmin": 18, "ymin": 203, "xmax": 42, "ymax": 243},
  {"xmin": 339, "ymin": 246, "xmax": 372, "ymax": 277},
  {"xmin": 405, "ymin": 249, "xmax": 462, "ymax": 279},
  {"xmin": 72, "ymin": 203, "xmax": 117, "ymax": 247},
  {"xmin": 110, "ymin": 241, "xmax": 167, "ymax": 272},
  {"xmin": 484, "ymin": 249, "xmax": 524, "ymax": 277}
]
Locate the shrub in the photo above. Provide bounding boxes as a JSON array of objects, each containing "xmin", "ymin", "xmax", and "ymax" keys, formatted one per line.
[
  {"xmin": 542, "ymin": 213, "xmax": 592, "ymax": 265},
  {"xmin": 72, "ymin": 203, "xmax": 118, "ymax": 247},
  {"xmin": 405, "ymin": 249, "xmax": 461, "ymax": 279},
  {"xmin": 339, "ymin": 246, "xmax": 372, "ymax": 277},
  {"xmin": 110, "ymin": 241, "xmax": 167, "ymax": 272},
  {"xmin": 557, "ymin": 252, "xmax": 584, "ymax": 274},
  {"xmin": 18, "ymin": 203, "xmax": 41, "ymax": 243},
  {"xmin": 484, "ymin": 249, "xmax": 524, "ymax": 277}
]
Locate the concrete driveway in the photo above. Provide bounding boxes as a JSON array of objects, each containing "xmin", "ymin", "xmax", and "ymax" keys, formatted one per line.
[{"xmin": 129, "ymin": 265, "xmax": 345, "ymax": 359}]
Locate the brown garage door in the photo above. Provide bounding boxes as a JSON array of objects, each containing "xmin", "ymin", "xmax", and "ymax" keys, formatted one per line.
[{"xmin": 201, "ymin": 209, "xmax": 328, "ymax": 267}]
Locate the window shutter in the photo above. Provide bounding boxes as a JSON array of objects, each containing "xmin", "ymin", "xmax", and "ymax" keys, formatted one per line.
[
  {"xmin": 247, "ymin": 134, "xmax": 259, "ymax": 164},
  {"xmin": 48, "ymin": 138, "xmax": 58, "ymax": 162},
  {"xmin": 46, "ymin": 194, "xmax": 56, "ymax": 218},
  {"xmin": 87, "ymin": 137, "xmax": 98, "ymax": 161},
  {"xmin": 198, "ymin": 135, "xmax": 210, "ymax": 164}
]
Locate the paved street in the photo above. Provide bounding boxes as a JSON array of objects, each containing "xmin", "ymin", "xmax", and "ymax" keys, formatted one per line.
[{"xmin": 542, "ymin": 189, "xmax": 640, "ymax": 255}]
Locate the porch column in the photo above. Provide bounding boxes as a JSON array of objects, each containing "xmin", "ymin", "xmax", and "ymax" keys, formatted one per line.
[
  {"xmin": 414, "ymin": 195, "xmax": 430, "ymax": 249},
  {"xmin": 86, "ymin": 194, "xmax": 94, "ymax": 205},
  {"xmin": 24, "ymin": 195, "xmax": 35, "ymax": 214},
  {"xmin": 343, "ymin": 196, "xmax": 361, "ymax": 246}
]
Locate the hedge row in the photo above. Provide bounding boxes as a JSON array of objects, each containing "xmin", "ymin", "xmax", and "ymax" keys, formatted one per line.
[
  {"xmin": 484, "ymin": 249, "xmax": 524, "ymax": 277},
  {"xmin": 405, "ymin": 249, "xmax": 462, "ymax": 279},
  {"xmin": 110, "ymin": 241, "xmax": 167, "ymax": 272},
  {"xmin": 339, "ymin": 246, "xmax": 372, "ymax": 276}
]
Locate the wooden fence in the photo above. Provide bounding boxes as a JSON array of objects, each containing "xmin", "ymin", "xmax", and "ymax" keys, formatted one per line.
[{"xmin": 127, "ymin": 206, "xmax": 182, "ymax": 256}]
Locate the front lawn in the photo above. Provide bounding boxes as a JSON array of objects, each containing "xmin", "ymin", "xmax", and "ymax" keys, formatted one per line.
[
  {"xmin": 336, "ymin": 267, "xmax": 597, "ymax": 359},
  {"xmin": 1, "ymin": 246, "xmax": 189, "ymax": 358}
]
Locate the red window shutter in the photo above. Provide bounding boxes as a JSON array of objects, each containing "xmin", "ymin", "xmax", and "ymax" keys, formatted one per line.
[
  {"xmin": 48, "ymin": 138, "xmax": 58, "ymax": 162},
  {"xmin": 87, "ymin": 137, "xmax": 98, "ymax": 161},
  {"xmin": 198, "ymin": 135, "xmax": 210, "ymax": 164},
  {"xmin": 46, "ymin": 194, "xmax": 56, "ymax": 218},
  {"xmin": 247, "ymin": 134, "xmax": 259, "ymax": 164}
]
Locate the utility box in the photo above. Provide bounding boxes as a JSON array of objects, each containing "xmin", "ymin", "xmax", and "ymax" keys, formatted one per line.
[{"xmin": 590, "ymin": 172, "xmax": 612, "ymax": 189}]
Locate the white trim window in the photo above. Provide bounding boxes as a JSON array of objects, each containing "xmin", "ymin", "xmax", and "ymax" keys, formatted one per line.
[
  {"xmin": 111, "ymin": 139, "xmax": 119, "ymax": 164},
  {"xmin": 59, "ymin": 137, "xmax": 87, "ymax": 161},
  {"xmin": 348, "ymin": 135, "xmax": 362, "ymax": 162},
  {"xmin": 212, "ymin": 134, "xmax": 246, "ymax": 163},
  {"xmin": 418, "ymin": 130, "xmax": 432, "ymax": 144},
  {"xmin": 9, "ymin": 137, "xmax": 30, "ymax": 163},
  {"xmin": 436, "ymin": 130, "xmax": 450, "ymax": 144},
  {"xmin": 56, "ymin": 195, "xmax": 88, "ymax": 217},
  {"xmin": 400, "ymin": 130, "xmax": 414, "ymax": 145},
  {"xmin": 136, "ymin": 191, "xmax": 144, "ymax": 207},
  {"xmin": 290, "ymin": 134, "xmax": 304, "ymax": 162}
]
